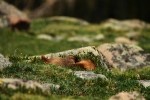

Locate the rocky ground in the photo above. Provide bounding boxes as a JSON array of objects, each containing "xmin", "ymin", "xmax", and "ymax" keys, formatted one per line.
[{"xmin": 0, "ymin": 16, "xmax": 150, "ymax": 100}]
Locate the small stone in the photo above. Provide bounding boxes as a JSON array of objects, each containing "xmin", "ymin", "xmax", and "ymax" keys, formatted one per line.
[
  {"xmin": 138, "ymin": 80, "xmax": 150, "ymax": 88},
  {"xmin": 42, "ymin": 83, "xmax": 60, "ymax": 90},
  {"xmin": 37, "ymin": 34, "xmax": 53, "ymax": 41},
  {"xmin": 74, "ymin": 71, "xmax": 108, "ymax": 80},
  {"xmin": 93, "ymin": 34, "xmax": 105, "ymax": 41},
  {"xmin": 0, "ymin": 53, "xmax": 12, "ymax": 70},
  {"xmin": 68, "ymin": 35, "xmax": 92, "ymax": 42}
]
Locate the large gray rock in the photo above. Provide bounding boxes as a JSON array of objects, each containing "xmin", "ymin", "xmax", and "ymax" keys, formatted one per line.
[
  {"xmin": 0, "ymin": 54, "xmax": 12, "ymax": 70},
  {"xmin": 97, "ymin": 43, "xmax": 150, "ymax": 71}
]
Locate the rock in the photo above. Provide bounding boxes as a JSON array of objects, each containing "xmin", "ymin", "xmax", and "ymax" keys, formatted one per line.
[
  {"xmin": 101, "ymin": 19, "xmax": 150, "ymax": 31},
  {"xmin": 48, "ymin": 16, "xmax": 89, "ymax": 25},
  {"xmin": 93, "ymin": 34, "xmax": 105, "ymax": 41},
  {"xmin": 122, "ymin": 19, "xmax": 149, "ymax": 29},
  {"xmin": 0, "ymin": 16, "xmax": 9, "ymax": 28},
  {"xmin": 42, "ymin": 83, "xmax": 60, "ymax": 90},
  {"xmin": 100, "ymin": 19, "xmax": 130, "ymax": 31},
  {"xmin": 97, "ymin": 43, "xmax": 150, "ymax": 71},
  {"xmin": 115, "ymin": 37, "xmax": 138, "ymax": 45},
  {"xmin": 74, "ymin": 71, "xmax": 108, "ymax": 80},
  {"xmin": 68, "ymin": 35, "xmax": 92, "ymax": 42},
  {"xmin": 37, "ymin": 34, "xmax": 53, "ymax": 41},
  {"xmin": 109, "ymin": 91, "xmax": 145, "ymax": 100},
  {"xmin": 43, "ymin": 46, "xmax": 99, "ymax": 57},
  {"xmin": 68, "ymin": 34, "xmax": 104, "ymax": 42},
  {"xmin": 126, "ymin": 31, "xmax": 140, "ymax": 40},
  {"xmin": 138, "ymin": 80, "xmax": 150, "ymax": 88},
  {"xmin": 0, "ymin": 78, "xmax": 60, "ymax": 93},
  {"xmin": 0, "ymin": 1, "xmax": 30, "ymax": 30},
  {"xmin": 0, "ymin": 54, "xmax": 12, "ymax": 70},
  {"xmin": 37, "ymin": 34, "xmax": 65, "ymax": 41}
]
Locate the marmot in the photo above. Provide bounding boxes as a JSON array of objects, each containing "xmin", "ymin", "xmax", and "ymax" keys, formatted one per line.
[{"xmin": 41, "ymin": 55, "xmax": 95, "ymax": 70}]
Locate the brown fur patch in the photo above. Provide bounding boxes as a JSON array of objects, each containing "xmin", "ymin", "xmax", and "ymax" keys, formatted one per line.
[{"xmin": 41, "ymin": 55, "xmax": 96, "ymax": 70}]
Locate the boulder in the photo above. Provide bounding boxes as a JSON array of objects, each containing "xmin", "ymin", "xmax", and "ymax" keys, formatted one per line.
[
  {"xmin": 97, "ymin": 43, "xmax": 150, "ymax": 71},
  {"xmin": 43, "ymin": 46, "xmax": 99, "ymax": 57}
]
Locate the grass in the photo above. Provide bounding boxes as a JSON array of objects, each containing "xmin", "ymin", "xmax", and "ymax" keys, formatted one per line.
[{"xmin": 0, "ymin": 17, "xmax": 150, "ymax": 100}]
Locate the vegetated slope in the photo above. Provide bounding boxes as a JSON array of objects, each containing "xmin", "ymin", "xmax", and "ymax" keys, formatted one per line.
[{"xmin": 0, "ymin": 18, "xmax": 150, "ymax": 100}]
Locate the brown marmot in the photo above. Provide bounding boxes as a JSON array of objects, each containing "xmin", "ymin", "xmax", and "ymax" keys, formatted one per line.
[{"xmin": 41, "ymin": 55, "xmax": 95, "ymax": 70}]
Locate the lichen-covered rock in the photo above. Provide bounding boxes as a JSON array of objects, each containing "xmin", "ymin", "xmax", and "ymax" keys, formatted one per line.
[
  {"xmin": 43, "ymin": 46, "xmax": 99, "ymax": 57},
  {"xmin": 0, "ymin": 78, "xmax": 60, "ymax": 93},
  {"xmin": 97, "ymin": 43, "xmax": 150, "ymax": 71},
  {"xmin": 109, "ymin": 91, "xmax": 145, "ymax": 100},
  {"xmin": 74, "ymin": 71, "xmax": 108, "ymax": 80},
  {"xmin": 0, "ymin": 54, "xmax": 12, "ymax": 70}
]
